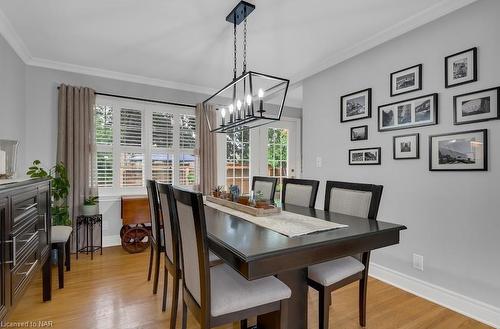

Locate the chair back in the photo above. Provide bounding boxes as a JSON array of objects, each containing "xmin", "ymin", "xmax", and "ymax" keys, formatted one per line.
[
  {"xmin": 156, "ymin": 183, "xmax": 178, "ymax": 265},
  {"xmin": 252, "ymin": 176, "xmax": 278, "ymax": 204},
  {"xmin": 282, "ymin": 178, "xmax": 319, "ymax": 208},
  {"xmin": 324, "ymin": 181, "xmax": 383, "ymax": 219},
  {"xmin": 169, "ymin": 186, "xmax": 211, "ymax": 311},
  {"xmin": 146, "ymin": 179, "xmax": 163, "ymax": 246}
]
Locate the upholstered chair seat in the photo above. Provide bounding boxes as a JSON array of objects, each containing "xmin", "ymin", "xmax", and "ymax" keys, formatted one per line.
[
  {"xmin": 210, "ymin": 264, "xmax": 291, "ymax": 317},
  {"xmin": 281, "ymin": 178, "xmax": 320, "ymax": 208},
  {"xmin": 51, "ymin": 225, "xmax": 72, "ymax": 243},
  {"xmin": 308, "ymin": 256, "xmax": 365, "ymax": 286},
  {"xmin": 252, "ymin": 176, "xmax": 278, "ymax": 204}
]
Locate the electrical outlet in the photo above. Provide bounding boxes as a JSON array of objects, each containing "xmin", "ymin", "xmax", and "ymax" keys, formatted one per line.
[
  {"xmin": 413, "ymin": 253, "xmax": 424, "ymax": 271},
  {"xmin": 316, "ymin": 156, "xmax": 322, "ymax": 168}
]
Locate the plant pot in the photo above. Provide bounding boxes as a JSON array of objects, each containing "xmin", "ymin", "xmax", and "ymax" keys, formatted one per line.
[
  {"xmin": 82, "ymin": 204, "xmax": 99, "ymax": 216},
  {"xmin": 212, "ymin": 191, "xmax": 221, "ymax": 198},
  {"xmin": 238, "ymin": 196, "xmax": 249, "ymax": 205},
  {"xmin": 255, "ymin": 200, "xmax": 269, "ymax": 209}
]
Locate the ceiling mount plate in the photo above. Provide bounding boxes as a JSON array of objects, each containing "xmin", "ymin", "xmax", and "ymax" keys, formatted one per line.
[{"xmin": 226, "ymin": 1, "xmax": 255, "ymax": 25}]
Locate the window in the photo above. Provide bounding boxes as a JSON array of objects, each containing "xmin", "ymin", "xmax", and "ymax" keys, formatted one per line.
[
  {"xmin": 226, "ymin": 130, "xmax": 250, "ymax": 193},
  {"xmin": 95, "ymin": 96, "xmax": 197, "ymax": 193},
  {"xmin": 267, "ymin": 128, "xmax": 288, "ymax": 202}
]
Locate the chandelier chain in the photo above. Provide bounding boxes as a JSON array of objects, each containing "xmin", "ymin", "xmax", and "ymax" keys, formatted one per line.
[
  {"xmin": 233, "ymin": 22, "xmax": 237, "ymax": 79},
  {"xmin": 243, "ymin": 18, "xmax": 247, "ymax": 73}
]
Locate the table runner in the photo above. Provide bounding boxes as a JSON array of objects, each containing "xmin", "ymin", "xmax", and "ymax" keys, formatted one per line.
[{"xmin": 204, "ymin": 200, "xmax": 348, "ymax": 238}]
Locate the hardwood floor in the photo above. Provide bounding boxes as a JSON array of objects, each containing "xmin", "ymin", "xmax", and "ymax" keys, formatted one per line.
[{"xmin": 8, "ymin": 246, "xmax": 490, "ymax": 329}]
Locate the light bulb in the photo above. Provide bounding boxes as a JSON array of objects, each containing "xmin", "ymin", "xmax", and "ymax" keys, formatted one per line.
[
  {"xmin": 236, "ymin": 99, "xmax": 242, "ymax": 110},
  {"xmin": 258, "ymin": 88, "xmax": 264, "ymax": 98},
  {"xmin": 246, "ymin": 94, "xmax": 252, "ymax": 105},
  {"xmin": 229, "ymin": 104, "xmax": 234, "ymax": 113},
  {"xmin": 221, "ymin": 108, "xmax": 226, "ymax": 118}
]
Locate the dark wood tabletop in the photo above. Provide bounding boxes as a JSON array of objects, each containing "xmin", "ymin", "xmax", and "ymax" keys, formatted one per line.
[{"xmin": 204, "ymin": 203, "xmax": 406, "ymax": 329}]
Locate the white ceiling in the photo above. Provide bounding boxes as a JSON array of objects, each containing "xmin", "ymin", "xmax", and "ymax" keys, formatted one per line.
[{"xmin": 0, "ymin": 0, "xmax": 476, "ymax": 108}]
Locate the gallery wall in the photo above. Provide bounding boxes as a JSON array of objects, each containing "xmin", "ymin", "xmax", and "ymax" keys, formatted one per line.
[
  {"xmin": 0, "ymin": 33, "xmax": 25, "ymax": 168},
  {"xmin": 302, "ymin": 0, "xmax": 499, "ymax": 319}
]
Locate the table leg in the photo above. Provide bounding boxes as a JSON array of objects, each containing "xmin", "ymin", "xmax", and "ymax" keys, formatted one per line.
[
  {"xmin": 90, "ymin": 220, "xmax": 94, "ymax": 260},
  {"xmin": 42, "ymin": 256, "xmax": 52, "ymax": 302},
  {"xmin": 256, "ymin": 268, "xmax": 308, "ymax": 329}
]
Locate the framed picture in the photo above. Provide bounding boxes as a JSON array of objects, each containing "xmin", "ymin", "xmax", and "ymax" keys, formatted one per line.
[
  {"xmin": 340, "ymin": 88, "xmax": 372, "ymax": 123},
  {"xmin": 349, "ymin": 147, "xmax": 381, "ymax": 165},
  {"xmin": 393, "ymin": 133, "xmax": 419, "ymax": 160},
  {"xmin": 350, "ymin": 125, "xmax": 368, "ymax": 141},
  {"xmin": 453, "ymin": 87, "xmax": 499, "ymax": 125},
  {"xmin": 445, "ymin": 47, "xmax": 477, "ymax": 88},
  {"xmin": 390, "ymin": 64, "xmax": 422, "ymax": 96},
  {"xmin": 429, "ymin": 129, "xmax": 487, "ymax": 171},
  {"xmin": 378, "ymin": 93, "xmax": 438, "ymax": 132}
]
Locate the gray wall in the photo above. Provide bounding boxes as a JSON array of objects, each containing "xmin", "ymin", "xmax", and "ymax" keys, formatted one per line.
[
  {"xmin": 303, "ymin": 0, "xmax": 499, "ymax": 308},
  {"xmin": 0, "ymin": 34, "xmax": 25, "ymax": 170}
]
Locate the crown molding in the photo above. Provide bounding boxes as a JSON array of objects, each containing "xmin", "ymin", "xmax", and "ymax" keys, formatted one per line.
[
  {"xmin": 0, "ymin": 0, "xmax": 477, "ymax": 95},
  {"xmin": 292, "ymin": 0, "xmax": 478, "ymax": 83}
]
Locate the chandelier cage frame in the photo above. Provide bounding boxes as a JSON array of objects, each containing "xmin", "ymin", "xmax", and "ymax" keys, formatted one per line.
[{"xmin": 202, "ymin": 1, "xmax": 290, "ymax": 133}]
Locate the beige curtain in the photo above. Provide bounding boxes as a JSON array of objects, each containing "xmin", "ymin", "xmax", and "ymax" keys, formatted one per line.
[
  {"xmin": 195, "ymin": 103, "xmax": 217, "ymax": 195},
  {"xmin": 57, "ymin": 84, "xmax": 97, "ymax": 229}
]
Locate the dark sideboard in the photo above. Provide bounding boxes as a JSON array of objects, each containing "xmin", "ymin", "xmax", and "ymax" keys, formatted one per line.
[{"xmin": 0, "ymin": 178, "xmax": 52, "ymax": 322}]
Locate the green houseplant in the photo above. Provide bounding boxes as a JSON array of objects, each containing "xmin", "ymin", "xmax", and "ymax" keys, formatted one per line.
[
  {"xmin": 26, "ymin": 160, "xmax": 71, "ymax": 226},
  {"xmin": 82, "ymin": 195, "xmax": 99, "ymax": 216}
]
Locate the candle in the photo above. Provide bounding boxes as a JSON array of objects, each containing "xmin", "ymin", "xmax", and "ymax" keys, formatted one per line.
[
  {"xmin": 0, "ymin": 150, "xmax": 5, "ymax": 175},
  {"xmin": 221, "ymin": 108, "xmax": 226, "ymax": 126},
  {"xmin": 228, "ymin": 104, "xmax": 234, "ymax": 123},
  {"xmin": 236, "ymin": 99, "xmax": 242, "ymax": 120},
  {"xmin": 246, "ymin": 94, "xmax": 252, "ymax": 116},
  {"xmin": 258, "ymin": 88, "xmax": 264, "ymax": 113}
]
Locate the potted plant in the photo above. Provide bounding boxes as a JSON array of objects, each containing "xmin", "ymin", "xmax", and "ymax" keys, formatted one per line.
[
  {"xmin": 82, "ymin": 196, "xmax": 99, "ymax": 216},
  {"xmin": 212, "ymin": 186, "xmax": 224, "ymax": 198},
  {"xmin": 254, "ymin": 191, "xmax": 269, "ymax": 209},
  {"xmin": 27, "ymin": 160, "xmax": 71, "ymax": 226}
]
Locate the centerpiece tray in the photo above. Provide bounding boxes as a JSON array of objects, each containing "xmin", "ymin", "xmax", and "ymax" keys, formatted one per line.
[{"xmin": 205, "ymin": 195, "xmax": 281, "ymax": 217}]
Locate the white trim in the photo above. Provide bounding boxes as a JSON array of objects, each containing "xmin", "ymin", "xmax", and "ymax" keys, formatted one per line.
[
  {"xmin": 0, "ymin": 1, "xmax": 476, "ymax": 92},
  {"xmin": 292, "ymin": 0, "xmax": 478, "ymax": 82},
  {"xmin": 102, "ymin": 235, "xmax": 121, "ymax": 248},
  {"xmin": 369, "ymin": 262, "xmax": 500, "ymax": 328}
]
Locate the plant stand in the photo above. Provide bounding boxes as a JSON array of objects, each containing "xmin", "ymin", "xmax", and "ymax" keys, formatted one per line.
[{"xmin": 76, "ymin": 214, "xmax": 103, "ymax": 260}]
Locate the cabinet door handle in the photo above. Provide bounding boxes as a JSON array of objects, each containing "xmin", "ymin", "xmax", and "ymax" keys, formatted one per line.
[
  {"xmin": 18, "ymin": 232, "xmax": 38, "ymax": 245},
  {"xmin": 17, "ymin": 203, "xmax": 38, "ymax": 211},
  {"xmin": 19, "ymin": 260, "xmax": 38, "ymax": 276},
  {"xmin": 3, "ymin": 237, "xmax": 17, "ymax": 267},
  {"xmin": 38, "ymin": 213, "xmax": 47, "ymax": 232}
]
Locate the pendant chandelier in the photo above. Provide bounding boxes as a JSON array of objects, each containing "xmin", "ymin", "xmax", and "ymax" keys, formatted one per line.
[{"xmin": 203, "ymin": 1, "xmax": 289, "ymax": 133}]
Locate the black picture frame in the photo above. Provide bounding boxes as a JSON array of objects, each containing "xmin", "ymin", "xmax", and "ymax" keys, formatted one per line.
[
  {"xmin": 340, "ymin": 88, "xmax": 372, "ymax": 123},
  {"xmin": 350, "ymin": 125, "xmax": 368, "ymax": 141},
  {"xmin": 349, "ymin": 147, "xmax": 381, "ymax": 165},
  {"xmin": 393, "ymin": 133, "xmax": 419, "ymax": 160},
  {"xmin": 453, "ymin": 86, "xmax": 500, "ymax": 125},
  {"xmin": 445, "ymin": 47, "xmax": 478, "ymax": 88},
  {"xmin": 429, "ymin": 129, "xmax": 487, "ymax": 171},
  {"xmin": 378, "ymin": 93, "xmax": 438, "ymax": 132},
  {"xmin": 390, "ymin": 64, "xmax": 422, "ymax": 97}
]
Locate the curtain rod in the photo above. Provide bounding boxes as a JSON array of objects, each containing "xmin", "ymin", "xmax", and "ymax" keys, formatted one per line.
[{"xmin": 57, "ymin": 86, "xmax": 197, "ymax": 108}]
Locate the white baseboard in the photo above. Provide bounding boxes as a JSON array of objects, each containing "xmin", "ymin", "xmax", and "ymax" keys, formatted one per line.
[
  {"xmin": 102, "ymin": 235, "xmax": 121, "ymax": 248},
  {"xmin": 369, "ymin": 262, "xmax": 500, "ymax": 328}
]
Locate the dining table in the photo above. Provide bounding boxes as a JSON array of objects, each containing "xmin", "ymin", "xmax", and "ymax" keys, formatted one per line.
[{"xmin": 204, "ymin": 203, "xmax": 407, "ymax": 329}]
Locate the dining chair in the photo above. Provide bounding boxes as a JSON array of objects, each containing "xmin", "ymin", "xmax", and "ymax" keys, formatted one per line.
[
  {"xmin": 281, "ymin": 178, "xmax": 320, "ymax": 208},
  {"xmin": 146, "ymin": 179, "xmax": 164, "ymax": 294},
  {"xmin": 157, "ymin": 183, "xmax": 223, "ymax": 328},
  {"xmin": 308, "ymin": 181, "xmax": 383, "ymax": 328},
  {"xmin": 169, "ymin": 186, "xmax": 291, "ymax": 329},
  {"xmin": 252, "ymin": 176, "xmax": 278, "ymax": 204}
]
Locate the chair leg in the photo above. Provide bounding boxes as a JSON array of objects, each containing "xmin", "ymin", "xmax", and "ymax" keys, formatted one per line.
[
  {"xmin": 318, "ymin": 287, "xmax": 330, "ymax": 329},
  {"xmin": 279, "ymin": 300, "xmax": 289, "ymax": 329},
  {"xmin": 162, "ymin": 267, "xmax": 168, "ymax": 312},
  {"xmin": 240, "ymin": 319, "xmax": 247, "ymax": 329},
  {"xmin": 57, "ymin": 243, "xmax": 64, "ymax": 289},
  {"xmin": 181, "ymin": 301, "xmax": 187, "ymax": 329},
  {"xmin": 153, "ymin": 245, "xmax": 161, "ymax": 294},
  {"xmin": 359, "ymin": 276, "xmax": 368, "ymax": 327},
  {"xmin": 65, "ymin": 239, "xmax": 71, "ymax": 271},
  {"xmin": 170, "ymin": 271, "xmax": 180, "ymax": 329},
  {"xmin": 147, "ymin": 244, "xmax": 154, "ymax": 281}
]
